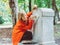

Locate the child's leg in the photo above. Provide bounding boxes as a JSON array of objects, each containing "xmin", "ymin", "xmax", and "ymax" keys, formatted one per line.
[{"xmin": 20, "ymin": 31, "xmax": 32, "ymax": 41}]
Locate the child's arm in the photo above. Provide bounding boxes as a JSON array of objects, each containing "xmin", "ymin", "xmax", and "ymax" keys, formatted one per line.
[
  {"xmin": 27, "ymin": 12, "xmax": 32, "ymax": 18},
  {"xmin": 22, "ymin": 20, "xmax": 34, "ymax": 30}
]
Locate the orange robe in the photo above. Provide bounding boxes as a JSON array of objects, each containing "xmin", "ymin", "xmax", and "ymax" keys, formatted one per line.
[
  {"xmin": 27, "ymin": 11, "xmax": 32, "ymax": 18},
  {"xmin": 12, "ymin": 12, "xmax": 33, "ymax": 45}
]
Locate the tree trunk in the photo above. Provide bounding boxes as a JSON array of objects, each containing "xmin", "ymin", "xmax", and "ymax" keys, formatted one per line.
[
  {"xmin": 47, "ymin": 0, "xmax": 50, "ymax": 8},
  {"xmin": 9, "ymin": 0, "xmax": 17, "ymax": 27},
  {"xmin": 29, "ymin": 0, "xmax": 31, "ymax": 11},
  {"xmin": 52, "ymin": 0, "xmax": 59, "ymax": 25}
]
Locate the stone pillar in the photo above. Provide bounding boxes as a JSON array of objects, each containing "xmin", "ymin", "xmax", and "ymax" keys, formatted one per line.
[{"xmin": 33, "ymin": 8, "xmax": 58, "ymax": 45}]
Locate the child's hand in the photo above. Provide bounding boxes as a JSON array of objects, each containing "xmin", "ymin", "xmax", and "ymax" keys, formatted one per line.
[{"xmin": 30, "ymin": 15, "xmax": 37, "ymax": 20}]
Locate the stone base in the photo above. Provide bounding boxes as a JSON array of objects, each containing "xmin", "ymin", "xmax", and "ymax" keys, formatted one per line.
[
  {"xmin": 0, "ymin": 43, "xmax": 58, "ymax": 45},
  {"xmin": 39, "ymin": 41, "xmax": 58, "ymax": 45},
  {"xmin": 19, "ymin": 44, "xmax": 39, "ymax": 45},
  {"xmin": 40, "ymin": 43, "xmax": 58, "ymax": 45},
  {"xmin": 19, "ymin": 41, "xmax": 38, "ymax": 45},
  {"xmin": 18, "ymin": 43, "xmax": 39, "ymax": 45}
]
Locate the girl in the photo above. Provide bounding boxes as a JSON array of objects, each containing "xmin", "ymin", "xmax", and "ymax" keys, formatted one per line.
[{"xmin": 12, "ymin": 11, "xmax": 34, "ymax": 45}]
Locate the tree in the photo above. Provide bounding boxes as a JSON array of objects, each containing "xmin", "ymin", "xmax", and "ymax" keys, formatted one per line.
[
  {"xmin": 29, "ymin": 0, "xmax": 31, "ymax": 11},
  {"xmin": 9, "ymin": 0, "xmax": 16, "ymax": 27},
  {"xmin": 52, "ymin": 0, "xmax": 59, "ymax": 25}
]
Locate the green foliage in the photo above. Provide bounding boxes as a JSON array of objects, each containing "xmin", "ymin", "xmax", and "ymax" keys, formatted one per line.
[
  {"xmin": 34, "ymin": 0, "xmax": 60, "ymax": 10},
  {"xmin": 18, "ymin": 0, "xmax": 59, "ymax": 11},
  {"xmin": 0, "ymin": 0, "xmax": 12, "ymax": 24},
  {"xmin": 18, "ymin": 0, "xmax": 29, "ymax": 12},
  {"xmin": 0, "ymin": 16, "xmax": 5, "ymax": 24},
  {"xmin": 18, "ymin": 0, "xmax": 24, "ymax": 3},
  {"xmin": 34, "ymin": 0, "xmax": 42, "ymax": 7},
  {"xmin": 56, "ymin": 0, "xmax": 60, "ymax": 11}
]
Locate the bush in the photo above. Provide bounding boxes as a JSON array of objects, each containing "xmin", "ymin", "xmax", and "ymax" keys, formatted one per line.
[{"xmin": 0, "ymin": 16, "xmax": 5, "ymax": 24}]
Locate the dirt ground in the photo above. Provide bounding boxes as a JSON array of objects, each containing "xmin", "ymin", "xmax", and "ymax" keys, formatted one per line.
[{"xmin": 0, "ymin": 28, "xmax": 12, "ymax": 38}]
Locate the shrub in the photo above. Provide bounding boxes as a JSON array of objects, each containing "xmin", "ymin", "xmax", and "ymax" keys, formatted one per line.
[{"xmin": 0, "ymin": 16, "xmax": 5, "ymax": 24}]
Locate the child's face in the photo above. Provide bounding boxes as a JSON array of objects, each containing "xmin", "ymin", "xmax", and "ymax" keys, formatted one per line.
[{"xmin": 22, "ymin": 14, "xmax": 27, "ymax": 21}]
